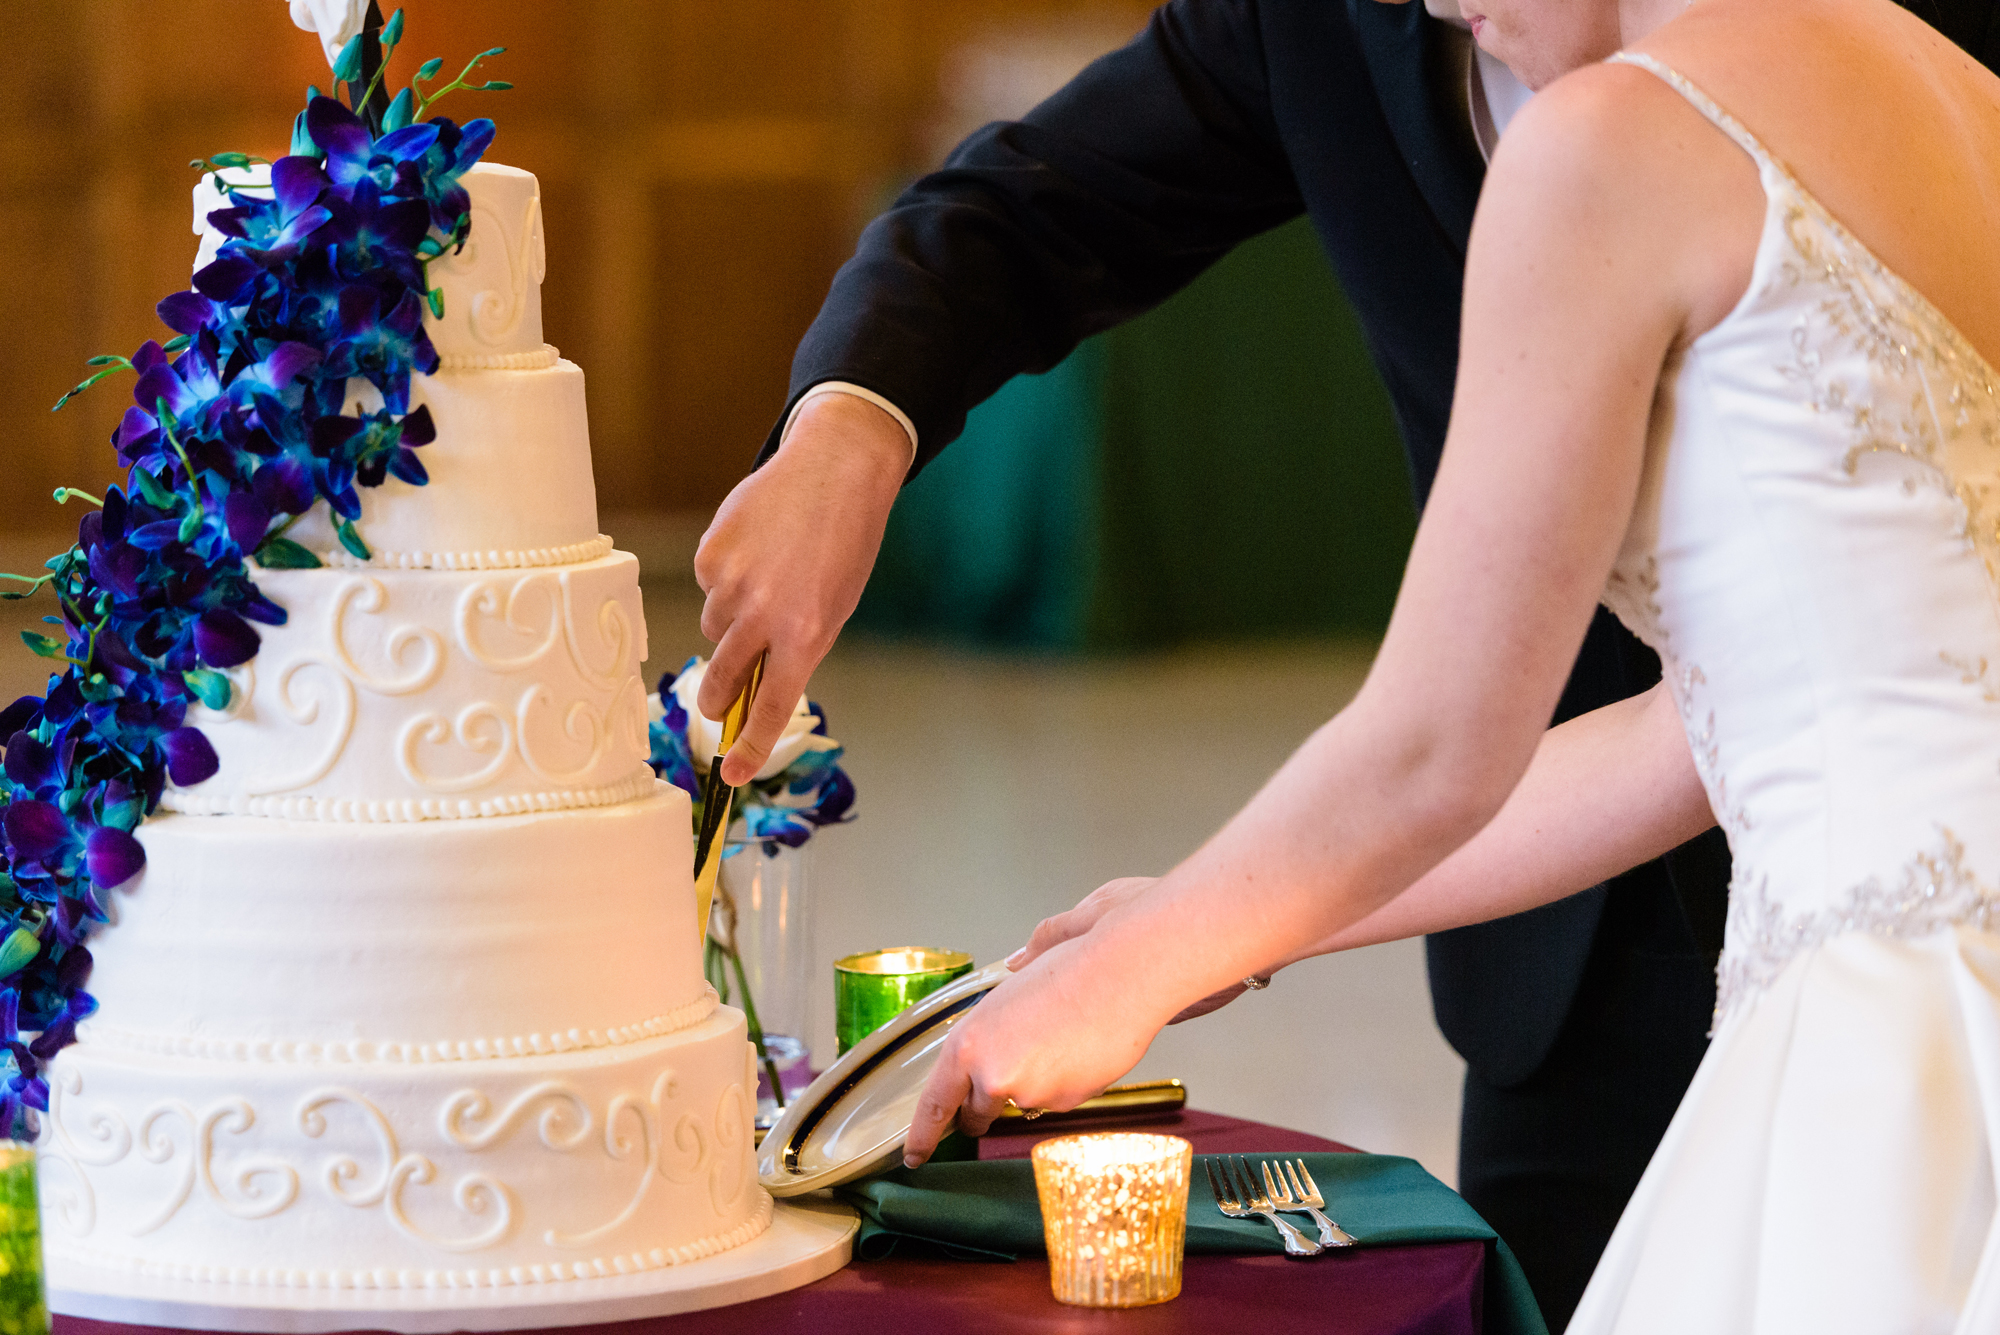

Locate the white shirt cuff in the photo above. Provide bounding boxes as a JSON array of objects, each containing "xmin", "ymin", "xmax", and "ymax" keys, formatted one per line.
[{"xmin": 780, "ymin": 383, "xmax": 920, "ymax": 467}]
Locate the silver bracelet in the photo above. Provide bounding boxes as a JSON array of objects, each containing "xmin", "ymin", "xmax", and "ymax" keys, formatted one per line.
[{"xmin": 1241, "ymin": 974, "xmax": 1271, "ymax": 991}]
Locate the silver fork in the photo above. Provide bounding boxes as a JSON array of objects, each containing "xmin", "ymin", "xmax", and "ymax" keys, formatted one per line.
[
  {"xmin": 1264, "ymin": 1158, "xmax": 1357, "ymax": 1247},
  {"xmin": 1204, "ymin": 1155, "xmax": 1321, "ymax": 1257}
]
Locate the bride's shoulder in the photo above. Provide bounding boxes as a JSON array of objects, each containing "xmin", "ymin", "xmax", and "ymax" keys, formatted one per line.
[{"xmin": 1477, "ymin": 60, "xmax": 1726, "ymax": 232}]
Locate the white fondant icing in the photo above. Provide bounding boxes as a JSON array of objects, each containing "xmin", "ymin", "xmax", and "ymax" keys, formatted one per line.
[
  {"xmin": 285, "ymin": 362, "xmax": 602, "ymax": 570},
  {"xmin": 93, "ymin": 788, "xmax": 703, "ymax": 1048},
  {"xmin": 425, "ymin": 164, "xmax": 547, "ymax": 360},
  {"xmin": 192, "ymin": 163, "xmax": 548, "ymax": 363},
  {"xmin": 78, "ymin": 989, "xmax": 720, "ymax": 1066},
  {"xmin": 166, "ymin": 554, "xmax": 650, "ymax": 816},
  {"xmin": 39, "ymin": 1010, "xmax": 770, "ymax": 1279},
  {"xmin": 307, "ymin": 533, "xmax": 615, "ymax": 572},
  {"xmin": 438, "ymin": 345, "xmax": 561, "ymax": 371}
]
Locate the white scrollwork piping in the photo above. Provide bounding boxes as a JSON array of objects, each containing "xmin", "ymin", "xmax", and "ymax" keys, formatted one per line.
[
  {"xmin": 39, "ymin": 1065, "xmax": 132, "ymax": 1238},
  {"xmin": 397, "ymin": 703, "xmax": 516, "ymax": 793},
  {"xmin": 515, "ymin": 686, "xmax": 612, "ymax": 784},
  {"xmin": 441, "ymin": 1083, "xmax": 594, "ymax": 1153},
  {"xmin": 440, "ymin": 191, "xmax": 544, "ymax": 348},
  {"xmin": 128, "ymin": 1100, "xmax": 300, "ymax": 1235},
  {"xmin": 301, "ymin": 1088, "xmax": 514, "ymax": 1253},
  {"xmin": 246, "ymin": 657, "xmax": 357, "ymax": 796},
  {"xmin": 559, "ymin": 571, "xmax": 636, "ymax": 693},
  {"xmin": 329, "ymin": 577, "xmax": 445, "ymax": 697},
  {"xmin": 457, "ymin": 574, "xmax": 563, "ymax": 673}
]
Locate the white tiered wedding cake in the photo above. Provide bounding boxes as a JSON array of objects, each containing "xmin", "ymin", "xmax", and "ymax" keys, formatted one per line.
[{"xmin": 36, "ymin": 163, "xmax": 773, "ymax": 1292}]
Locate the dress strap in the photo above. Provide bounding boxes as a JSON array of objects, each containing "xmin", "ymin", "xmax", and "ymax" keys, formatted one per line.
[{"xmin": 1606, "ymin": 51, "xmax": 1775, "ymax": 171}]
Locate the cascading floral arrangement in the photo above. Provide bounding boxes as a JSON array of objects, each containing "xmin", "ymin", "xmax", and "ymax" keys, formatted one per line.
[
  {"xmin": 646, "ymin": 656, "xmax": 856, "ymax": 854},
  {"xmin": 0, "ymin": 12, "xmax": 507, "ymax": 1138}
]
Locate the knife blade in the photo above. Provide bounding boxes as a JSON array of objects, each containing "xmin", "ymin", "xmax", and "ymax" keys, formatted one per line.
[{"xmin": 692, "ymin": 652, "xmax": 766, "ymax": 944}]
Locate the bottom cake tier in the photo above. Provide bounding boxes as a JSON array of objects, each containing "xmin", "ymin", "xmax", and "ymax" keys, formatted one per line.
[{"xmin": 37, "ymin": 1006, "xmax": 772, "ymax": 1289}]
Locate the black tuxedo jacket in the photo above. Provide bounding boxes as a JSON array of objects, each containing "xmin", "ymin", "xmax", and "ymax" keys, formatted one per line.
[{"xmin": 763, "ymin": 0, "xmax": 1999, "ymax": 1085}]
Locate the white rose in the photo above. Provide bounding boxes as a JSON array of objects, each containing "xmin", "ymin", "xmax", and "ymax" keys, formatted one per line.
[
  {"xmin": 656, "ymin": 658, "xmax": 827, "ymax": 782},
  {"xmin": 287, "ymin": 0, "xmax": 370, "ymax": 67}
]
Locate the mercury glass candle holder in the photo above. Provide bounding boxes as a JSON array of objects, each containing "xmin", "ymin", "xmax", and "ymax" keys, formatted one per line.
[
  {"xmin": 0, "ymin": 1141, "xmax": 47, "ymax": 1335},
  {"xmin": 1031, "ymin": 1132, "xmax": 1193, "ymax": 1309},
  {"xmin": 832, "ymin": 947, "xmax": 973, "ymax": 1054}
]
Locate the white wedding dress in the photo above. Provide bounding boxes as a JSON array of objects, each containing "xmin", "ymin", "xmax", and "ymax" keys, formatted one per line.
[{"xmin": 1570, "ymin": 54, "xmax": 2000, "ymax": 1334}]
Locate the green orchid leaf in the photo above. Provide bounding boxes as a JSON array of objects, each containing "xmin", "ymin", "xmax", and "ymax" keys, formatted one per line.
[
  {"xmin": 335, "ymin": 519, "xmax": 371, "ymax": 561},
  {"xmin": 0, "ymin": 928, "xmax": 40, "ymax": 978},
  {"xmin": 254, "ymin": 537, "xmax": 322, "ymax": 570},
  {"xmin": 133, "ymin": 468, "xmax": 174, "ymax": 510},
  {"xmin": 177, "ymin": 509, "xmax": 203, "ymax": 543},
  {"xmin": 20, "ymin": 632, "xmax": 64, "ymax": 660},
  {"xmin": 182, "ymin": 668, "xmax": 232, "ymax": 712},
  {"xmin": 162, "ymin": 335, "xmax": 191, "ymax": 353},
  {"xmin": 427, "ymin": 287, "xmax": 445, "ymax": 320}
]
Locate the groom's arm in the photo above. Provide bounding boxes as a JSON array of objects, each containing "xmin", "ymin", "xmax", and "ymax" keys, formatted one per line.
[
  {"xmin": 771, "ymin": 0, "xmax": 1308, "ymax": 475},
  {"xmin": 697, "ymin": 0, "xmax": 1317, "ymax": 773}
]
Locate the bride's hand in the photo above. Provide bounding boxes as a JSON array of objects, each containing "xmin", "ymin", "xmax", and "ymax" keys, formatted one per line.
[
  {"xmin": 903, "ymin": 936, "xmax": 1164, "ymax": 1167},
  {"xmin": 1005, "ymin": 876, "xmax": 1263, "ymax": 1025},
  {"xmin": 1005, "ymin": 877, "xmax": 1156, "ymax": 971}
]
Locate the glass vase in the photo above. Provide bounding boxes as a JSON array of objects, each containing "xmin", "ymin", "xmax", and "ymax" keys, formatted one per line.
[
  {"xmin": 713, "ymin": 836, "xmax": 814, "ymax": 1129},
  {"xmin": 0, "ymin": 1141, "xmax": 46, "ymax": 1335}
]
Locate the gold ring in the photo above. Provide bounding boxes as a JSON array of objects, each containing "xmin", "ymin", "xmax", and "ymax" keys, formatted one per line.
[{"xmin": 1006, "ymin": 1099, "xmax": 1048, "ymax": 1120}]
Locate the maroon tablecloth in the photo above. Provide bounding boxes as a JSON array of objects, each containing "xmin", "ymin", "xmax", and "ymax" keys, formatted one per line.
[{"xmin": 55, "ymin": 1110, "xmax": 1487, "ymax": 1335}]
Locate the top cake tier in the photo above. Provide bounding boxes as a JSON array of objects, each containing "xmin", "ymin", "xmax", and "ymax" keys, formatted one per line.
[
  {"xmin": 193, "ymin": 163, "xmax": 602, "ymax": 569},
  {"xmin": 194, "ymin": 160, "xmax": 549, "ymax": 365}
]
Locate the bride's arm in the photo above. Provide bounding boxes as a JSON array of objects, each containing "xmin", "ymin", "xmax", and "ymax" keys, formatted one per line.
[
  {"xmin": 905, "ymin": 69, "xmax": 1731, "ymax": 1162},
  {"xmin": 1301, "ymin": 681, "xmax": 1714, "ymax": 953},
  {"xmin": 1014, "ymin": 683, "xmax": 1715, "ymax": 1000}
]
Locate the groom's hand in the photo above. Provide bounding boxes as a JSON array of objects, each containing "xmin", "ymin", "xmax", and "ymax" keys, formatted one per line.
[{"xmin": 695, "ymin": 393, "xmax": 909, "ymax": 784}]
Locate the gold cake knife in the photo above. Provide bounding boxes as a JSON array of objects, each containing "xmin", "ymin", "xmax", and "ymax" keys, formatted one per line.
[{"xmin": 692, "ymin": 653, "xmax": 766, "ymax": 943}]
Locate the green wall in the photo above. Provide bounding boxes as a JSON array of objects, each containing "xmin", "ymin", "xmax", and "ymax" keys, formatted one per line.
[{"xmin": 854, "ymin": 217, "xmax": 1419, "ymax": 650}]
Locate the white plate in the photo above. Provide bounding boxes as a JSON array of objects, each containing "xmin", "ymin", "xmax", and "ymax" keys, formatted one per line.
[{"xmin": 758, "ymin": 961, "xmax": 1010, "ymax": 1197}]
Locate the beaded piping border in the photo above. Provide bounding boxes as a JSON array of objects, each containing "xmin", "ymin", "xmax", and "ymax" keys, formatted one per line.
[
  {"xmin": 157, "ymin": 768, "xmax": 659, "ymax": 823},
  {"xmin": 436, "ymin": 343, "xmax": 561, "ymax": 371},
  {"xmin": 303, "ymin": 533, "xmax": 616, "ymax": 572},
  {"xmin": 73, "ymin": 987, "xmax": 719, "ymax": 1066},
  {"xmin": 45, "ymin": 1189, "xmax": 774, "ymax": 1292}
]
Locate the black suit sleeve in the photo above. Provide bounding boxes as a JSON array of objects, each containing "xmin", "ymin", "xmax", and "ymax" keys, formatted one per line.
[{"xmin": 762, "ymin": 0, "xmax": 1307, "ymax": 474}]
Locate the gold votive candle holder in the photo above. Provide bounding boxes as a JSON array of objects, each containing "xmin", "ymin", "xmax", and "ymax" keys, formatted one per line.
[
  {"xmin": 832, "ymin": 947, "xmax": 974, "ymax": 1054},
  {"xmin": 1031, "ymin": 1132, "xmax": 1193, "ymax": 1308}
]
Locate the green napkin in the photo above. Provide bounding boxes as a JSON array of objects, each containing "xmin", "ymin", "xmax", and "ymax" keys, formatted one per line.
[{"xmin": 835, "ymin": 1152, "xmax": 1547, "ymax": 1335}]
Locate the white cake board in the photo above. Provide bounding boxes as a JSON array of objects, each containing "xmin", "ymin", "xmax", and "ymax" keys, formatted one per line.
[{"xmin": 47, "ymin": 1195, "xmax": 858, "ymax": 1333}]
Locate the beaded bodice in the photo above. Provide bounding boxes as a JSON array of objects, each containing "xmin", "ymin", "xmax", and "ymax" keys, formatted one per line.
[{"xmin": 1599, "ymin": 54, "xmax": 2000, "ymax": 1020}]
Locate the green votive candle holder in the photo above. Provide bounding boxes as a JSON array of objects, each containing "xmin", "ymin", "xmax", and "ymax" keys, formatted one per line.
[
  {"xmin": 0, "ymin": 1142, "xmax": 47, "ymax": 1335},
  {"xmin": 833, "ymin": 947, "xmax": 974, "ymax": 1055}
]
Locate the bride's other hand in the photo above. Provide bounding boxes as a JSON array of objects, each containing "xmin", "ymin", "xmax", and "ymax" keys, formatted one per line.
[
  {"xmin": 1005, "ymin": 877, "xmax": 1157, "ymax": 971},
  {"xmin": 904, "ymin": 935, "xmax": 1168, "ymax": 1167}
]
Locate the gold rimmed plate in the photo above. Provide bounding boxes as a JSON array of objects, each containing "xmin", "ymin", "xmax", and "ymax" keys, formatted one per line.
[{"xmin": 757, "ymin": 961, "xmax": 1010, "ymax": 1197}]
